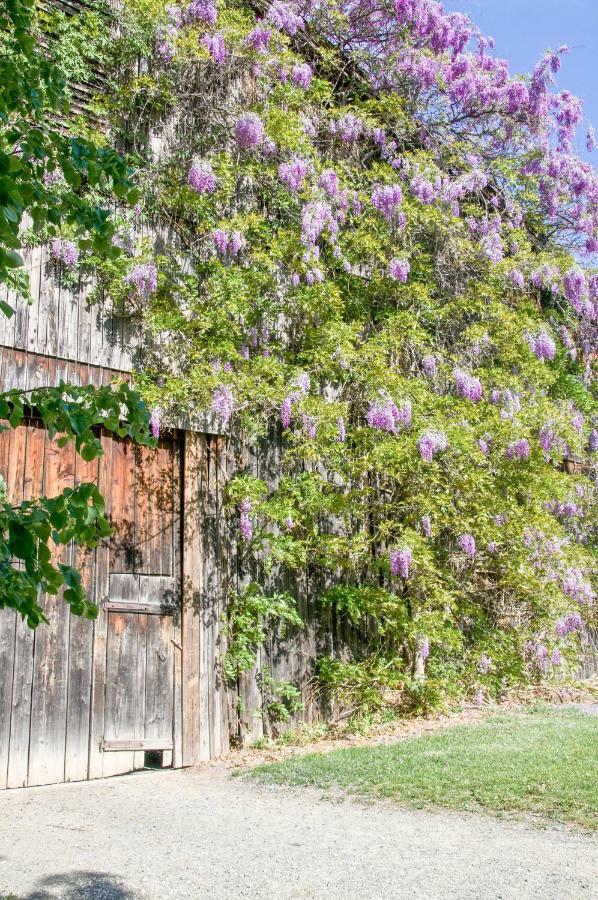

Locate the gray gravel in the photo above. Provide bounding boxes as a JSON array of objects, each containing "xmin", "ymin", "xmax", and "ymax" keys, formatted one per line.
[{"xmin": 0, "ymin": 766, "xmax": 596, "ymax": 900}]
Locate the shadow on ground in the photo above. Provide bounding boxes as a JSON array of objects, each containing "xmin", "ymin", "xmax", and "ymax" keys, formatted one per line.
[{"xmin": 2, "ymin": 871, "xmax": 136, "ymax": 899}]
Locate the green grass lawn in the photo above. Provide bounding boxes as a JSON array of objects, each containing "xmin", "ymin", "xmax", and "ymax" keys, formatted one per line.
[{"xmin": 248, "ymin": 707, "xmax": 598, "ymax": 829}]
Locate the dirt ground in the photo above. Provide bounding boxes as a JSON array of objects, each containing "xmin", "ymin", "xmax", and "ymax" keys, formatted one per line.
[{"xmin": 1, "ymin": 762, "xmax": 596, "ymax": 900}]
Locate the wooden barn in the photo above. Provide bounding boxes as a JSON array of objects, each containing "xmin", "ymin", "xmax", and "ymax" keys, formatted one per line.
[
  {"xmin": 0, "ymin": 248, "xmax": 235, "ymax": 788},
  {"xmin": 0, "ymin": 242, "xmax": 339, "ymax": 790}
]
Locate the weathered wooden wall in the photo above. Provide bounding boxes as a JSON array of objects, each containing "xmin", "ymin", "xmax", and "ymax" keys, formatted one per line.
[{"xmin": 0, "ymin": 406, "xmax": 232, "ymax": 788}]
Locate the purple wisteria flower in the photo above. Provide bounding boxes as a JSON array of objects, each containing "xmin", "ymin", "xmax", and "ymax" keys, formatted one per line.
[
  {"xmin": 43, "ymin": 168, "xmax": 64, "ymax": 187},
  {"xmin": 421, "ymin": 355, "xmax": 437, "ymax": 377},
  {"xmin": 421, "ymin": 515, "xmax": 432, "ymax": 538},
  {"xmin": 528, "ymin": 331, "xmax": 556, "ymax": 361},
  {"xmin": 49, "ymin": 238, "xmax": 79, "ymax": 269},
  {"xmin": 589, "ymin": 429, "xmax": 598, "ymax": 453},
  {"xmin": 318, "ymin": 169, "xmax": 339, "ymax": 197},
  {"xmin": 562, "ymin": 568, "xmax": 594, "ymax": 605},
  {"xmin": 388, "ymin": 258, "xmax": 410, "ymax": 282},
  {"xmin": 235, "ymin": 114, "xmax": 265, "ymax": 150},
  {"xmin": 539, "ymin": 423, "xmax": 555, "ymax": 454},
  {"xmin": 371, "ymin": 184, "xmax": 403, "ymax": 222},
  {"xmin": 390, "ymin": 547, "xmax": 412, "ymax": 579},
  {"xmin": 125, "ymin": 262, "xmax": 158, "ymax": 299},
  {"xmin": 278, "ymin": 157, "xmax": 312, "ymax": 192},
  {"xmin": 410, "ymin": 175, "xmax": 436, "ymax": 204},
  {"xmin": 551, "ymin": 649, "xmax": 562, "ymax": 666},
  {"xmin": 149, "ymin": 409, "xmax": 160, "ymax": 439},
  {"xmin": 212, "ymin": 229, "xmax": 229, "ymax": 255},
  {"xmin": 478, "ymin": 654, "xmax": 491, "ymax": 674},
  {"xmin": 508, "ymin": 269, "xmax": 525, "ymax": 290},
  {"xmin": 459, "ymin": 533, "xmax": 476, "ymax": 558},
  {"xmin": 280, "ymin": 396, "xmax": 293, "ymax": 429},
  {"xmin": 453, "ymin": 368, "xmax": 483, "ymax": 402},
  {"xmin": 292, "ymin": 63, "xmax": 312, "ymax": 88},
  {"xmin": 229, "ymin": 231, "xmax": 245, "ymax": 255},
  {"xmin": 239, "ymin": 498, "xmax": 252, "ymax": 542},
  {"xmin": 211, "ymin": 385, "xmax": 234, "ymax": 425},
  {"xmin": 335, "ymin": 113, "xmax": 362, "ymax": 143},
  {"xmin": 337, "ymin": 417, "xmax": 346, "ymax": 442},
  {"xmin": 506, "ymin": 439, "xmax": 531, "ymax": 461},
  {"xmin": 280, "ymin": 373, "xmax": 310, "ymax": 428},
  {"xmin": 247, "ymin": 25, "xmax": 271, "ymax": 52},
  {"xmin": 562, "ymin": 268, "xmax": 586, "ymax": 313},
  {"xmin": 187, "ymin": 159, "xmax": 217, "ymax": 194},
  {"xmin": 367, "ymin": 397, "xmax": 411, "ymax": 433},
  {"xmin": 301, "ymin": 200, "xmax": 338, "ymax": 246},
  {"xmin": 203, "ymin": 32, "xmax": 226, "ymax": 64},
  {"xmin": 185, "ymin": 0, "xmax": 217, "ymax": 25},
  {"xmin": 266, "ymin": 1, "xmax": 304, "ymax": 35},
  {"xmin": 418, "ymin": 429, "xmax": 447, "ymax": 461},
  {"xmin": 555, "ymin": 611, "xmax": 583, "ymax": 637}
]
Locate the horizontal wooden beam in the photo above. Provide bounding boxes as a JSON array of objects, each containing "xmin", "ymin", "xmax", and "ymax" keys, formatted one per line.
[
  {"xmin": 100, "ymin": 739, "xmax": 173, "ymax": 752},
  {"xmin": 104, "ymin": 601, "xmax": 175, "ymax": 615}
]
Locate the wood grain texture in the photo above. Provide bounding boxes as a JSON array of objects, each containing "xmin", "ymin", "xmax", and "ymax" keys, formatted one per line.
[{"xmin": 181, "ymin": 432, "xmax": 202, "ymax": 766}]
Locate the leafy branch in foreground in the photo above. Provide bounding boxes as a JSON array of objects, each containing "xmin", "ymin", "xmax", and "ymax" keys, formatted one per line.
[{"xmin": 0, "ymin": 382, "xmax": 155, "ymax": 626}]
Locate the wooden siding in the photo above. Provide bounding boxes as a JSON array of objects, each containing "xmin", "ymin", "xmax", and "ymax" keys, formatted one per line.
[{"xmin": 0, "ymin": 246, "xmax": 143, "ymax": 374}]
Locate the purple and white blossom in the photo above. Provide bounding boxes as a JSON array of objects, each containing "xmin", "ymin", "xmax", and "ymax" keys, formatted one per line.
[
  {"xmin": 418, "ymin": 429, "xmax": 447, "ymax": 461},
  {"xmin": 187, "ymin": 159, "xmax": 217, "ymax": 194},
  {"xmin": 390, "ymin": 547, "xmax": 412, "ymax": 579},
  {"xmin": 125, "ymin": 262, "xmax": 158, "ymax": 299},
  {"xmin": 211, "ymin": 385, "xmax": 234, "ymax": 425},
  {"xmin": 239, "ymin": 498, "xmax": 253, "ymax": 542},
  {"xmin": 528, "ymin": 331, "xmax": 556, "ymax": 361},
  {"xmin": 388, "ymin": 258, "xmax": 410, "ymax": 282},
  {"xmin": 506, "ymin": 438, "xmax": 531, "ymax": 462},
  {"xmin": 459, "ymin": 533, "xmax": 476, "ymax": 558},
  {"xmin": 235, "ymin": 114, "xmax": 265, "ymax": 150},
  {"xmin": 453, "ymin": 368, "xmax": 483, "ymax": 402}
]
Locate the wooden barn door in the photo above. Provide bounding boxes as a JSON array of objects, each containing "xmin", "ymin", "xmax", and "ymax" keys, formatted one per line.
[{"xmin": 99, "ymin": 434, "xmax": 182, "ymax": 766}]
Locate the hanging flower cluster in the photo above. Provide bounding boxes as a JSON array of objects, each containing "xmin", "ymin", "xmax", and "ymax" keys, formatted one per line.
[
  {"xmin": 49, "ymin": 237, "xmax": 79, "ymax": 269},
  {"xmin": 124, "ymin": 262, "xmax": 158, "ymax": 300}
]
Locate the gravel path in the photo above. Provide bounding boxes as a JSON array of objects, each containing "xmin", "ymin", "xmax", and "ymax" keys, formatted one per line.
[{"xmin": 0, "ymin": 767, "xmax": 596, "ymax": 900}]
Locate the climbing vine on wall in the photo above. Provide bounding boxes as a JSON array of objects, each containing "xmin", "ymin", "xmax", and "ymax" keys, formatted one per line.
[{"xmin": 20, "ymin": 0, "xmax": 598, "ymax": 708}]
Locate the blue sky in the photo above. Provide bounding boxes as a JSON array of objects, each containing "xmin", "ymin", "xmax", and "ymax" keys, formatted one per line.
[{"xmin": 444, "ymin": 0, "xmax": 598, "ymax": 161}]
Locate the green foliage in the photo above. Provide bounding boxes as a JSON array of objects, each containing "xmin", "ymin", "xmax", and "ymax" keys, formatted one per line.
[
  {"xmin": 0, "ymin": 382, "xmax": 155, "ymax": 625},
  {"xmin": 0, "ymin": 0, "xmax": 136, "ymax": 296},
  {"xmin": 260, "ymin": 667, "xmax": 303, "ymax": 734},
  {"xmin": 222, "ymin": 582, "xmax": 303, "ymax": 680}
]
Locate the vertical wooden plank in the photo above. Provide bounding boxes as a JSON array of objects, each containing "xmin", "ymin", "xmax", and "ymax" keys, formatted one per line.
[
  {"xmin": 145, "ymin": 615, "xmax": 174, "ymax": 744},
  {"xmin": 109, "ymin": 436, "xmax": 136, "ymax": 574},
  {"xmin": 156, "ymin": 438, "xmax": 174, "ymax": 576},
  {"xmin": 208, "ymin": 437, "xmax": 223, "ymax": 757},
  {"xmin": 0, "ymin": 609, "xmax": 16, "ymax": 790},
  {"xmin": 237, "ymin": 441, "xmax": 264, "ymax": 743},
  {"xmin": 171, "ymin": 433, "xmax": 183, "ymax": 768},
  {"xmin": 45, "ymin": 259, "xmax": 60, "ymax": 358},
  {"xmin": 181, "ymin": 432, "xmax": 202, "ymax": 766},
  {"xmin": 104, "ymin": 612, "xmax": 142, "ymax": 741},
  {"xmin": 13, "ymin": 245, "xmax": 33, "ymax": 350},
  {"xmin": 63, "ymin": 450, "xmax": 99, "ymax": 783},
  {"xmin": 198, "ymin": 437, "xmax": 213, "ymax": 761},
  {"xmin": 76, "ymin": 271, "xmax": 93, "ymax": 365},
  {"xmin": 60, "ymin": 270, "xmax": 81, "ymax": 361},
  {"xmin": 27, "ymin": 436, "xmax": 75, "ymax": 786},
  {"xmin": 0, "ymin": 423, "xmax": 16, "ymax": 788},
  {"xmin": 89, "ymin": 431, "xmax": 113, "ymax": 779},
  {"xmin": 6, "ymin": 420, "xmax": 44, "ymax": 788}
]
